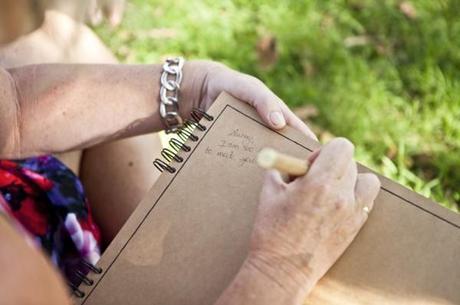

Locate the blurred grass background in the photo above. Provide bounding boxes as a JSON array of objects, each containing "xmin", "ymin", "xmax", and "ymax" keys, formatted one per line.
[{"xmin": 95, "ymin": 0, "xmax": 459, "ymax": 212}]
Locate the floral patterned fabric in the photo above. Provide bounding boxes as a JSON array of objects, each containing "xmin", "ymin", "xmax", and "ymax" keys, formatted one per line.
[{"xmin": 0, "ymin": 155, "xmax": 101, "ymax": 286}]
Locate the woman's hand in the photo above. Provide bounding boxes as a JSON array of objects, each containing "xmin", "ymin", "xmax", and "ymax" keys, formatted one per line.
[
  {"xmin": 248, "ymin": 138, "xmax": 381, "ymax": 295},
  {"xmin": 182, "ymin": 61, "xmax": 317, "ymax": 140}
]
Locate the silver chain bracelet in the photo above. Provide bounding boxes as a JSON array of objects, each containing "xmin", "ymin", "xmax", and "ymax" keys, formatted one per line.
[{"xmin": 159, "ymin": 57, "xmax": 185, "ymax": 133}]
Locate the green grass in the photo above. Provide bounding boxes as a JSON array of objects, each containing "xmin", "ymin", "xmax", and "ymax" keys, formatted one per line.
[{"xmin": 95, "ymin": 0, "xmax": 460, "ymax": 212}]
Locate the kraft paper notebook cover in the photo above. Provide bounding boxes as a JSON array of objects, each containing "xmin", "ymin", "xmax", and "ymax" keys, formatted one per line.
[{"xmin": 74, "ymin": 92, "xmax": 460, "ymax": 305}]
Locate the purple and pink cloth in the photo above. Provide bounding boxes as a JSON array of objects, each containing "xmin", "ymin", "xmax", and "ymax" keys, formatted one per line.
[{"xmin": 0, "ymin": 155, "xmax": 101, "ymax": 286}]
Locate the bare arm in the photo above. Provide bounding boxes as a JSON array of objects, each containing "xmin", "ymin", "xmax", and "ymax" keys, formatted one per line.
[
  {"xmin": 0, "ymin": 63, "xmax": 183, "ymax": 158},
  {"xmin": 0, "ymin": 60, "xmax": 316, "ymax": 159}
]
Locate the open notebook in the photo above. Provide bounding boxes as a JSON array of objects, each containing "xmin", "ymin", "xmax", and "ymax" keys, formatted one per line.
[{"xmin": 74, "ymin": 92, "xmax": 460, "ymax": 305}]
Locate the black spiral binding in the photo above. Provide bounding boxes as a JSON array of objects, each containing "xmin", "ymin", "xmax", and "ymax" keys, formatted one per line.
[
  {"xmin": 70, "ymin": 259, "xmax": 103, "ymax": 298},
  {"xmin": 154, "ymin": 108, "xmax": 214, "ymax": 173},
  {"xmin": 69, "ymin": 109, "xmax": 212, "ymax": 298}
]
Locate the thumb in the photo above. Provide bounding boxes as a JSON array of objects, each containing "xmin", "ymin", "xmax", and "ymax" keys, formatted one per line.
[{"xmin": 221, "ymin": 69, "xmax": 287, "ymax": 129}]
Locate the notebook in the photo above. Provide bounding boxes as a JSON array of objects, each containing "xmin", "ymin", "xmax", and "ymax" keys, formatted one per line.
[{"xmin": 74, "ymin": 92, "xmax": 460, "ymax": 305}]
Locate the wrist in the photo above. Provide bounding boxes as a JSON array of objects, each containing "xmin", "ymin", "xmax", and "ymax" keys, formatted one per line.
[
  {"xmin": 245, "ymin": 252, "xmax": 318, "ymax": 298},
  {"xmin": 179, "ymin": 60, "xmax": 203, "ymax": 118},
  {"xmin": 181, "ymin": 60, "xmax": 226, "ymax": 110}
]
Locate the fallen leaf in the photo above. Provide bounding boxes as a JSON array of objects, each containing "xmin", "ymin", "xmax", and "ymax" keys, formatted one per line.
[
  {"xmin": 293, "ymin": 105, "xmax": 319, "ymax": 120},
  {"xmin": 412, "ymin": 153, "xmax": 437, "ymax": 179},
  {"xmin": 344, "ymin": 35, "xmax": 371, "ymax": 48},
  {"xmin": 303, "ymin": 61, "xmax": 316, "ymax": 77},
  {"xmin": 256, "ymin": 34, "xmax": 278, "ymax": 69},
  {"xmin": 118, "ymin": 29, "xmax": 133, "ymax": 41},
  {"xmin": 375, "ymin": 42, "xmax": 392, "ymax": 56},
  {"xmin": 386, "ymin": 144, "xmax": 398, "ymax": 159},
  {"xmin": 399, "ymin": 1, "xmax": 417, "ymax": 19},
  {"xmin": 320, "ymin": 14, "xmax": 335, "ymax": 29}
]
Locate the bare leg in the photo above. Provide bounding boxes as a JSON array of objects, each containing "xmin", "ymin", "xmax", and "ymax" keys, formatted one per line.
[
  {"xmin": 0, "ymin": 10, "xmax": 163, "ymax": 246},
  {"xmin": 0, "ymin": 10, "xmax": 119, "ymax": 174},
  {"xmin": 80, "ymin": 135, "xmax": 162, "ymax": 247}
]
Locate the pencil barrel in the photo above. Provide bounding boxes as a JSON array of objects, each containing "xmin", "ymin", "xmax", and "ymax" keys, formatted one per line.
[{"xmin": 257, "ymin": 148, "xmax": 309, "ymax": 176}]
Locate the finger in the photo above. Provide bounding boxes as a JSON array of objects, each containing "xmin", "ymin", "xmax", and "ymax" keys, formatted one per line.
[
  {"xmin": 284, "ymin": 149, "xmax": 320, "ymax": 183},
  {"xmin": 226, "ymin": 71, "xmax": 287, "ymax": 129},
  {"xmin": 261, "ymin": 170, "xmax": 287, "ymax": 195},
  {"xmin": 354, "ymin": 173, "xmax": 381, "ymax": 215},
  {"xmin": 308, "ymin": 148, "xmax": 321, "ymax": 164},
  {"xmin": 340, "ymin": 160, "xmax": 358, "ymax": 196},
  {"xmin": 220, "ymin": 69, "xmax": 319, "ymax": 137},
  {"xmin": 305, "ymin": 138, "xmax": 355, "ymax": 181},
  {"xmin": 281, "ymin": 105, "xmax": 318, "ymax": 140}
]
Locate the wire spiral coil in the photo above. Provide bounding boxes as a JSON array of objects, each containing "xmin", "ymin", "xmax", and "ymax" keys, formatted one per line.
[
  {"xmin": 70, "ymin": 259, "xmax": 103, "ymax": 298},
  {"xmin": 154, "ymin": 108, "xmax": 214, "ymax": 173},
  {"xmin": 71, "ymin": 108, "xmax": 213, "ymax": 298}
]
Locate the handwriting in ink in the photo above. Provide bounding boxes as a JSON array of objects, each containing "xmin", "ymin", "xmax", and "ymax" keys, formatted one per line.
[
  {"xmin": 206, "ymin": 128, "xmax": 258, "ymax": 167},
  {"xmin": 216, "ymin": 150, "xmax": 234, "ymax": 160},
  {"xmin": 238, "ymin": 156, "xmax": 256, "ymax": 167},
  {"xmin": 205, "ymin": 147, "xmax": 213, "ymax": 155},
  {"xmin": 218, "ymin": 140, "xmax": 240, "ymax": 150},
  {"xmin": 242, "ymin": 144, "xmax": 254, "ymax": 152},
  {"xmin": 227, "ymin": 129, "xmax": 254, "ymax": 144}
]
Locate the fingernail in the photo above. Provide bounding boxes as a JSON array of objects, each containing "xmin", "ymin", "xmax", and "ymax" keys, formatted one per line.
[{"xmin": 269, "ymin": 111, "xmax": 286, "ymax": 128}]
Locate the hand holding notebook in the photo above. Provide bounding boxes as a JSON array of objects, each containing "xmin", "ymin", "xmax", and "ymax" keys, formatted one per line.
[{"xmin": 180, "ymin": 61, "xmax": 317, "ymax": 139}]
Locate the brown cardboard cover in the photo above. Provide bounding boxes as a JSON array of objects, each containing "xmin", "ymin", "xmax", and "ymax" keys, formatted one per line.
[{"xmin": 75, "ymin": 92, "xmax": 460, "ymax": 305}]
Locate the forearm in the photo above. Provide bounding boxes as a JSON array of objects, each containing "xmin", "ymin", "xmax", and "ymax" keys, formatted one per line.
[
  {"xmin": 1, "ymin": 62, "xmax": 201, "ymax": 158},
  {"xmin": 215, "ymin": 255, "xmax": 314, "ymax": 305}
]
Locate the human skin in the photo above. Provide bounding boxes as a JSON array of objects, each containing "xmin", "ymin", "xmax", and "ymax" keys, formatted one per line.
[
  {"xmin": 0, "ymin": 10, "xmax": 317, "ymax": 246},
  {"xmin": 0, "ymin": 61, "xmax": 315, "ymax": 158},
  {"xmin": 0, "ymin": 31, "xmax": 379, "ymax": 305},
  {"xmin": 215, "ymin": 139, "xmax": 380, "ymax": 305},
  {"xmin": 0, "ymin": 2, "xmax": 379, "ymax": 305},
  {"xmin": 0, "ymin": 10, "xmax": 163, "ymax": 246}
]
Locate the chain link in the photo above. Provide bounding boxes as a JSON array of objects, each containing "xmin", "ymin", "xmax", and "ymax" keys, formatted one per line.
[{"xmin": 159, "ymin": 57, "xmax": 185, "ymax": 133}]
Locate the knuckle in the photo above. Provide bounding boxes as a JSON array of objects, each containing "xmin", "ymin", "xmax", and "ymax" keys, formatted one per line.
[
  {"xmin": 366, "ymin": 173, "xmax": 381, "ymax": 188},
  {"xmin": 334, "ymin": 196, "xmax": 349, "ymax": 211}
]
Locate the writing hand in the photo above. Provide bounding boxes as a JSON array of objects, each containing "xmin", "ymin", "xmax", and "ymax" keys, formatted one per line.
[{"xmin": 248, "ymin": 138, "xmax": 380, "ymax": 295}]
